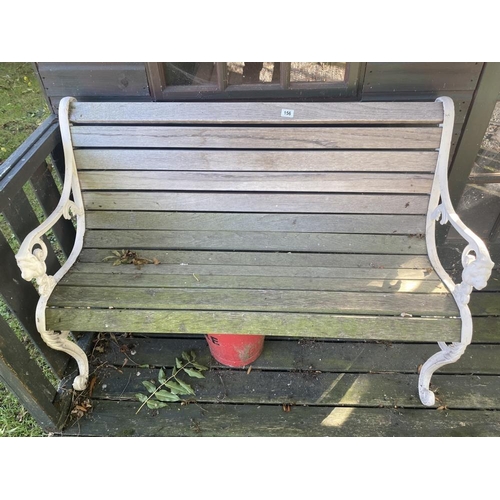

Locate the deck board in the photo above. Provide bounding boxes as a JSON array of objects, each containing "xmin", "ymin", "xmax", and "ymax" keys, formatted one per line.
[
  {"xmin": 61, "ymin": 402, "xmax": 500, "ymax": 437},
  {"xmin": 58, "ymin": 315, "xmax": 500, "ymax": 437}
]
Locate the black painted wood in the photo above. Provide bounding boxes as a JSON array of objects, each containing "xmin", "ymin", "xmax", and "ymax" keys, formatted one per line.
[
  {"xmin": 30, "ymin": 161, "xmax": 76, "ymax": 258},
  {"xmin": 0, "ymin": 315, "xmax": 62, "ymax": 431},
  {"xmin": 0, "ymin": 118, "xmax": 60, "ymax": 213},
  {"xmin": 0, "ymin": 231, "xmax": 68, "ymax": 376},
  {"xmin": 2, "ymin": 188, "xmax": 60, "ymax": 275},
  {"xmin": 38, "ymin": 63, "xmax": 150, "ymax": 98},
  {"xmin": 363, "ymin": 63, "xmax": 483, "ymax": 93}
]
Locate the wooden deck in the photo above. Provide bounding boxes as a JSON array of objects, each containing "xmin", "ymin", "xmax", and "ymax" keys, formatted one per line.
[{"xmin": 57, "ymin": 275, "xmax": 500, "ymax": 436}]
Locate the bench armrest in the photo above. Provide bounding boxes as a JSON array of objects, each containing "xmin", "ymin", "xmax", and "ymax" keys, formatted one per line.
[
  {"xmin": 15, "ymin": 97, "xmax": 85, "ymax": 298},
  {"xmin": 427, "ymin": 97, "xmax": 494, "ymax": 343}
]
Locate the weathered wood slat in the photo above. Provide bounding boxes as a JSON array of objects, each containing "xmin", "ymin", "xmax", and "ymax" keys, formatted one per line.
[
  {"xmin": 99, "ymin": 338, "xmax": 500, "ymax": 373},
  {"xmin": 75, "ymin": 149, "xmax": 439, "ymax": 173},
  {"xmin": 83, "ymin": 192, "xmax": 429, "ymax": 214},
  {"xmin": 48, "ymin": 287, "xmax": 458, "ymax": 316},
  {"xmin": 86, "ymin": 212, "xmax": 426, "ymax": 234},
  {"xmin": 84, "ymin": 229, "xmax": 428, "ymax": 254},
  {"xmin": 45, "ymin": 309, "xmax": 461, "ymax": 341},
  {"xmin": 471, "ymin": 318, "xmax": 500, "ymax": 343},
  {"xmin": 59, "ymin": 273, "xmax": 447, "ymax": 294},
  {"xmin": 71, "ymin": 126, "xmax": 442, "ymax": 149},
  {"xmin": 79, "ymin": 171, "xmax": 434, "ymax": 194},
  {"xmin": 469, "ymin": 293, "xmax": 500, "ymax": 316},
  {"xmin": 70, "ymin": 263, "xmax": 439, "ymax": 280},
  {"xmin": 70, "ymin": 101, "xmax": 444, "ymax": 124},
  {"xmin": 78, "ymin": 249, "xmax": 433, "ymax": 269},
  {"xmin": 60, "ymin": 402, "xmax": 500, "ymax": 437},
  {"xmin": 92, "ymin": 367, "xmax": 500, "ymax": 409}
]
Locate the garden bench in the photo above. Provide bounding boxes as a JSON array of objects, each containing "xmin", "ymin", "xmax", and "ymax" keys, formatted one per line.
[{"xmin": 15, "ymin": 96, "xmax": 494, "ymax": 406}]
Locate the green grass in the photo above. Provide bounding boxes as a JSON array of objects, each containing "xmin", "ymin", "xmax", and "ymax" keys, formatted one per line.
[
  {"xmin": 0, "ymin": 63, "xmax": 49, "ymax": 164},
  {"xmin": 1, "ymin": 62, "xmax": 51, "ymax": 437}
]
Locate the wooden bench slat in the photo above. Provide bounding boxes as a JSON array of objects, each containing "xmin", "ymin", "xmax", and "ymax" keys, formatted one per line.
[
  {"xmin": 83, "ymin": 192, "xmax": 430, "ymax": 214},
  {"xmin": 45, "ymin": 308, "xmax": 461, "ymax": 342},
  {"xmin": 84, "ymin": 230, "xmax": 428, "ymax": 254},
  {"xmin": 48, "ymin": 286, "xmax": 459, "ymax": 316},
  {"xmin": 70, "ymin": 263, "xmax": 440, "ymax": 280},
  {"xmin": 79, "ymin": 171, "xmax": 434, "ymax": 194},
  {"xmin": 74, "ymin": 150, "xmax": 439, "ymax": 173},
  {"xmin": 86, "ymin": 212, "xmax": 426, "ymax": 234},
  {"xmin": 59, "ymin": 273, "xmax": 448, "ymax": 294},
  {"xmin": 78, "ymin": 249, "xmax": 433, "ymax": 269},
  {"xmin": 71, "ymin": 126, "xmax": 442, "ymax": 149},
  {"xmin": 70, "ymin": 101, "xmax": 444, "ymax": 124}
]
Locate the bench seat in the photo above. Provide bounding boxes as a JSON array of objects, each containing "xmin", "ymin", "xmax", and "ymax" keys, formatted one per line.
[
  {"xmin": 48, "ymin": 250, "xmax": 460, "ymax": 341},
  {"xmin": 15, "ymin": 97, "xmax": 493, "ymax": 406}
]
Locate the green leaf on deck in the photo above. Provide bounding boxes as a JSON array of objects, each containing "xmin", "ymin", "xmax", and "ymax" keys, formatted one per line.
[
  {"xmin": 155, "ymin": 390, "xmax": 180, "ymax": 402},
  {"xmin": 192, "ymin": 362, "xmax": 208, "ymax": 371},
  {"xmin": 158, "ymin": 368, "xmax": 167, "ymax": 384},
  {"xmin": 142, "ymin": 380, "xmax": 157, "ymax": 393},
  {"xmin": 164, "ymin": 381, "xmax": 188, "ymax": 394},
  {"xmin": 146, "ymin": 400, "xmax": 167, "ymax": 410},
  {"xmin": 177, "ymin": 379, "xmax": 195, "ymax": 395},
  {"xmin": 184, "ymin": 368, "xmax": 205, "ymax": 379},
  {"xmin": 136, "ymin": 393, "xmax": 148, "ymax": 403}
]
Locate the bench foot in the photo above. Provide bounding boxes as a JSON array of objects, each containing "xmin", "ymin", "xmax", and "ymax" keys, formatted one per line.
[
  {"xmin": 418, "ymin": 342, "xmax": 466, "ymax": 406},
  {"xmin": 41, "ymin": 329, "xmax": 89, "ymax": 391}
]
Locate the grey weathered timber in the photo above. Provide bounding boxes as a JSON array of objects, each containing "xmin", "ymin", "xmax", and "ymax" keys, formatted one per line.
[
  {"xmin": 82, "ymin": 192, "xmax": 430, "ymax": 214},
  {"xmin": 48, "ymin": 286, "xmax": 458, "ymax": 316},
  {"xmin": 77, "ymin": 249, "xmax": 433, "ymax": 269},
  {"xmin": 71, "ymin": 126, "xmax": 442, "ymax": 149},
  {"xmin": 75, "ymin": 149, "xmax": 439, "ymax": 172},
  {"xmin": 59, "ymin": 273, "xmax": 447, "ymax": 294},
  {"xmin": 45, "ymin": 309, "xmax": 461, "ymax": 341},
  {"xmin": 0, "ymin": 315, "xmax": 62, "ymax": 431},
  {"xmin": 86, "ymin": 212, "xmax": 426, "ymax": 235},
  {"xmin": 83, "ymin": 230, "xmax": 428, "ymax": 254},
  {"xmin": 68, "ymin": 263, "xmax": 440, "ymax": 280},
  {"xmin": 69, "ymin": 101, "xmax": 444, "ymax": 124},
  {"xmin": 79, "ymin": 171, "xmax": 434, "ymax": 194}
]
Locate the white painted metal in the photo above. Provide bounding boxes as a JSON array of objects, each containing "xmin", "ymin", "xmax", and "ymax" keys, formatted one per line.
[
  {"xmin": 15, "ymin": 97, "xmax": 89, "ymax": 391},
  {"xmin": 419, "ymin": 96, "xmax": 494, "ymax": 406}
]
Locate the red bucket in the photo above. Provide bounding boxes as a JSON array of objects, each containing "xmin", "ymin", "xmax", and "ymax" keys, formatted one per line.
[{"xmin": 205, "ymin": 334, "xmax": 265, "ymax": 367}]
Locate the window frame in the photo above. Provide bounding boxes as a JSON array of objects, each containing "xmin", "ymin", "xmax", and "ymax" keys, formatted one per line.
[{"xmin": 145, "ymin": 62, "xmax": 364, "ymax": 101}]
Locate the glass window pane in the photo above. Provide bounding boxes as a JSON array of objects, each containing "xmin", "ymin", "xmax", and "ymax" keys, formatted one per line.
[
  {"xmin": 290, "ymin": 62, "xmax": 346, "ymax": 83},
  {"xmin": 227, "ymin": 62, "xmax": 279, "ymax": 85},
  {"xmin": 164, "ymin": 62, "xmax": 217, "ymax": 86}
]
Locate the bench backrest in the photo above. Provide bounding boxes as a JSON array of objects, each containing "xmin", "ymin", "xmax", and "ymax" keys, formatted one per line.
[{"xmin": 68, "ymin": 101, "xmax": 445, "ymax": 257}]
